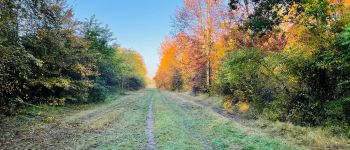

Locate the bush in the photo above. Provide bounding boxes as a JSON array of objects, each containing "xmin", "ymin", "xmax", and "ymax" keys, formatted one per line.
[
  {"xmin": 214, "ymin": 24, "xmax": 350, "ymax": 136},
  {"xmin": 0, "ymin": 48, "xmax": 42, "ymax": 114},
  {"xmin": 65, "ymin": 80, "xmax": 93, "ymax": 103},
  {"xmin": 88, "ymin": 84, "xmax": 107, "ymax": 103},
  {"xmin": 216, "ymin": 48, "xmax": 280, "ymax": 114},
  {"xmin": 125, "ymin": 77, "xmax": 145, "ymax": 90}
]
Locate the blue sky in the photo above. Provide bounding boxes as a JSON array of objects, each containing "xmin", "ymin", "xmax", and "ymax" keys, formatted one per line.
[{"xmin": 68, "ymin": 0, "xmax": 183, "ymax": 78}]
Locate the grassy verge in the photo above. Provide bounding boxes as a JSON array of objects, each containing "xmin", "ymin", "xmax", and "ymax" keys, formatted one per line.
[
  {"xmin": 173, "ymin": 92, "xmax": 350, "ymax": 149},
  {"xmin": 0, "ymin": 90, "xmax": 129, "ymax": 148}
]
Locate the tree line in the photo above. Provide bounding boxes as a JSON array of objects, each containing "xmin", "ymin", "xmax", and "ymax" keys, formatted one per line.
[
  {"xmin": 155, "ymin": 0, "xmax": 350, "ymax": 136},
  {"xmin": 0, "ymin": 0, "xmax": 146, "ymax": 114}
]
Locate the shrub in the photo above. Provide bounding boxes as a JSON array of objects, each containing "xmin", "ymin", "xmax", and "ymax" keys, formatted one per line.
[
  {"xmin": 125, "ymin": 77, "xmax": 145, "ymax": 90},
  {"xmin": 0, "ymin": 48, "xmax": 42, "ymax": 114},
  {"xmin": 88, "ymin": 84, "xmax": 107, "ymax": 103},
  {"xmin": 217, "ymin": 48, "xmax": 280, "ymax": 114},
  {"xmin": 65, "ymin": 80, "xmax": 93, "ymax": 103},
  {"xmin": 214, "ymin": 24, "xmax": 350, "ymax": 136}
]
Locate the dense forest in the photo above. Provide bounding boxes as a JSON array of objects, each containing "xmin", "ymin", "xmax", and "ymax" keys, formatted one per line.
[
  {"xmin": 0, "ymin": 0, "xmax": 146, "ymax": 114},
  {"xmin": 155, "ymin": 0, "xmax": 350, "ymax": 137}
]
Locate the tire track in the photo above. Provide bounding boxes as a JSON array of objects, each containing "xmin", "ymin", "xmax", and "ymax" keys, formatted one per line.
[{"xmin": 146, "ymin": 90, "xmax": 156, "ymax": 150}]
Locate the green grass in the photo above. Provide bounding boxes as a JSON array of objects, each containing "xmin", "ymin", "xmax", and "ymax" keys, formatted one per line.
[
  {"xmin": 175, "ymin": 92, "xmax": 350, "ymax": 149},
  {"xmin": 0, "ymin": 99, "xmax": 105, "ymax": 137},
  {"xmin": 153, "ymin": 91, "xmax": 300, "ymax": 150},
  {"xmin": 4, "ymin": 89, "xmax": 340, "ymax": 150},
  {"xmin": 0, "ymin": 91, "xmax": 131, "ymax": 149},
  {"xmin": 72, "ymin": 89, "xmax": 151, "ymax": 149},
  {"xmin": 153, "ymin": 91, "xmax": 204, "ymax": 149}
]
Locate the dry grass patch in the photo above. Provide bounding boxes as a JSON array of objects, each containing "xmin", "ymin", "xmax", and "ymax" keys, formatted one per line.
[
  {"xmin": 253, "ymin": 119, "xmax": 350, "ymax": 150},
  {"xmin": 87, "ymin": 108, "xmax": 126, "ymax": 129}
]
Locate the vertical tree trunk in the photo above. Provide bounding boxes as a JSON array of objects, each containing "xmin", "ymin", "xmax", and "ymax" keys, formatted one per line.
[
  {"xmin": 206, "ymin": 57, "xmax": 211, "ymax": 90},
  {"xmin": 205, "ymin": 0, "xmax": 212, "ymax": 92}
]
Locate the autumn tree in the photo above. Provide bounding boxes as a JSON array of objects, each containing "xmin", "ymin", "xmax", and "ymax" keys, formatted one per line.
[
  {"xmin": 117, "ymin": 48, "xmax": 147, "ymax": 90},
  {"xmin": 156, "ymin": 0, "xmax": 350, "ymax": 136},
  {"xmin": 154, "ymin": 37, "xmax": 183, "ymax": 90},
  {"xmin": 173, "ymin": 0, "xmax": 231, "ymax": 92}
]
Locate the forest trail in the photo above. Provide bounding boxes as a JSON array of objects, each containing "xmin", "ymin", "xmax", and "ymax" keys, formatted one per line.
[
  {"xmin": 2, "ymin": 89, "xmax": 342, "ymax": 150},
  {"xmin": 146, "ymin": 91, "xmax": 156, "ymax": 150}
]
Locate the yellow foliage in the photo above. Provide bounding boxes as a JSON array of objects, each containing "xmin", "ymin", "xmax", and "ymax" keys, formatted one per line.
[
  {"xmin": 48, "ymin": 97, "xmax": 65, "ymax": 106},
  {"xmin": 238, "ymin": 102, "xmax": 250, "ymax": 113},
  {"xmin": 117, "ymin": 48, "xmax": 147, "ymax": 79},
  {"xmin": 43, "ymin": 116, "xmax": 56, "ymax": 123},
  {"xmin": 283, "ymin": 25, "xmax": 316, "ymax": 58},
  {"xmin": 145, "ymin": 77, "xmax": 156, "ymax": 88},
  {"xmin": 223, "ymin": 99, "xmax": 233, "ymax": 112}
]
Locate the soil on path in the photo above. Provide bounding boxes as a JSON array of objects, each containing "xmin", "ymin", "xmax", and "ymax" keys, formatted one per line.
[{"xmin": 146, "ymin": 91, "xmax": 156, "ymax": 150}]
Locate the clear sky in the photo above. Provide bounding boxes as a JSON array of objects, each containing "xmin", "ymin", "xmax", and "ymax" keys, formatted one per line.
[{"xmin": 67, "ymin": 0, "xmax": 183, "ymax": 78}]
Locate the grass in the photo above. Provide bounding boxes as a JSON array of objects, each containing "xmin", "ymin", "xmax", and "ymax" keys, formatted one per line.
[
  {"xmin": 2, "ymin": 89, "xmax": 126, "ymax": 123},
  {"xmin": 173, "ymin": 91, "xmax": 350, "ymax": 150},
  {"xmin": 153, "ymin": 90, "xmax": 298, "ymax": 150},
  {"xmin": 87, "ymin": 108, "xmax": 126, "ymax": 129},
  {"xmin": 251, "ymin": 119, "xmax": 350, "ymax": 149},
  {"xmin": 0, "ymin": 101, "xmax": 102, "ymax": 139},
  {"xmin": 2, "ymin": 89, "xmax": 348, "ymax": 149},
  {"xmin": 153, "ymin": 91, "xmax": 204, "ymax": 149},
  {"xmin": 72, "ymin": 89, "xmax": 151, "ymax": 149},
  {"xmin": 0, "ymin": 90, "xmax": 137, "ymax": 149}
]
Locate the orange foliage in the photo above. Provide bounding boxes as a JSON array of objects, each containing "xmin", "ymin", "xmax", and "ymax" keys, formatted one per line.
[
  {"xmin": 154, "ymin": 0, "xmax": 292, "ymax": 92},
  {"xmin": 155, "ymin": 0, "xmax": 239, "ymax": 92},
  {"xmin": 154, "ymin": 37, "xmax": 180, "ymax": 89}
]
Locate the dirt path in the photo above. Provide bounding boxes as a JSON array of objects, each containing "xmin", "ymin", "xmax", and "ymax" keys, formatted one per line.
[{"xmin": 146, "ymin": 91, "xmax": 156, "ymax": 150}]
